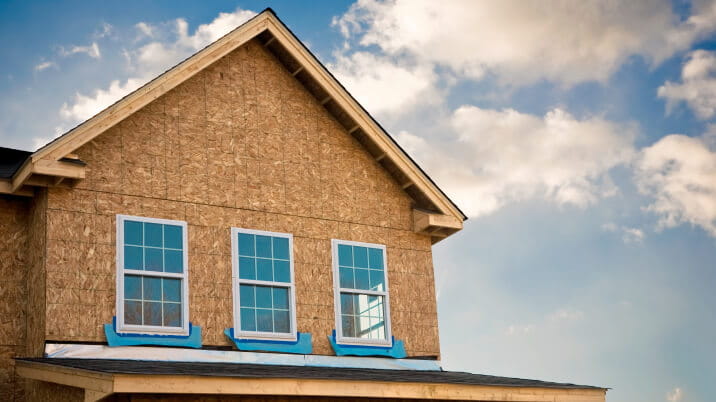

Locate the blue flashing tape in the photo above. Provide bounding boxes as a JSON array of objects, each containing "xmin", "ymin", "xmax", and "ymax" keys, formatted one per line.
[
  {"xmin": 224, "ymin": 328, "xmax": 312, "ymax": 354},
  {"xmin": 104, "ymin": 317, "xmax": 202, "ymax": 348},
  {"xmin": 327, "ymin": 330, "xmax": 407, "ymax": 358}
]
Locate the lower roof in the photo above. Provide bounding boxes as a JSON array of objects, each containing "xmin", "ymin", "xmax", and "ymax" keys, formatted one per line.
[
  {"xmin": 0, "ymin": 147, "xmax": 31, "ymax": 179},
  {"xmin": 17, "ymin": 358, "xmax": 603, "ymax": 390}
]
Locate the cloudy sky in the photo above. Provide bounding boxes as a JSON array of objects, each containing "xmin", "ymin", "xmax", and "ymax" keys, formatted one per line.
[{"xmin": 2, "ymin": 1, "xmax": 715, "ymax": 401}]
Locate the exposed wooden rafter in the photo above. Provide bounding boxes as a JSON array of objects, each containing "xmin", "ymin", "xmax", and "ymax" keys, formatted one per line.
[{"xmin": 414, "ymin": 209, "xmax": 463, "ymax": 244}]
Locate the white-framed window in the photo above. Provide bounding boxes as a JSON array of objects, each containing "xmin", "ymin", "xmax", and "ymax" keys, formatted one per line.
[
  {"xmin": 115, "ymin": 214, "xmax": 189, "ymax": 336},
  {"xmin": 331, "ymin": 239, "xmax": 392, "ymax": 346},
  {"xmin": 231, "ymin": 228, "xmax": 297, "ymax": 341}
]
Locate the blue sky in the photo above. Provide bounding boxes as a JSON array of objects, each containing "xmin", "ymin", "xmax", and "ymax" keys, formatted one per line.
[{"xmin": 2, "ymin": 1, "xmax": 715, "ymax": 401}]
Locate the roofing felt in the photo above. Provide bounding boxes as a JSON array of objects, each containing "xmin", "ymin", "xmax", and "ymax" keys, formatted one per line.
[
  {"xmin": 17, "ymin": 358, "xmax": 604, "ymax": 390},
  {"xmin": 0, "ymin": 147, "xmax": 31, "ymax": 179}
]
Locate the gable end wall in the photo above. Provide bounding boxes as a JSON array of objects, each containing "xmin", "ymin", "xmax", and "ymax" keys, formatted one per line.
[{"xmin": 43, "ymin": 39, "xmax": 440, "ymax": 357}]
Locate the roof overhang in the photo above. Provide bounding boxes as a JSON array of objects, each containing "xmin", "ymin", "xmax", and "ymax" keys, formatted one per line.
[
  {"xmin": 0, "ymin": 9, "xmax": 466, "ymax": 242},
  {"xmin": 16, "ymin": 359, "xmax": 606, "ymax": 402}
]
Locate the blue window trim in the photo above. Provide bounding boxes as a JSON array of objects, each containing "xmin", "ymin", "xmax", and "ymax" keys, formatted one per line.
[
  {"xmin": 224, "ymin": 328, "xmax": 312, "ymax": 354},
  {"xmin": 104, "ymin": 316, "xmax": 202, "ymax": 348},
  {"xmin": 327, "ymin": 330, "xmax": 406, "ymax": 358}
]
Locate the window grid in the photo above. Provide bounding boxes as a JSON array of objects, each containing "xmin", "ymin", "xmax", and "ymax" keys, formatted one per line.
[
  {"xmin": 332, "ymin": 240, "xmax": 392, "ymax": 346},
  {"xmin": 116, "ymin": 215, "xmax": 189, "ymax": 336},
  {"xmin": 232, "ymin": 228, "xmax": 297, "ymax": 341}
]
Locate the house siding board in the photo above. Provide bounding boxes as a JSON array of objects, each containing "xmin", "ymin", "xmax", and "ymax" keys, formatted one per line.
[
  {"xmin": 0, "ymin": 195, "xmax": 30, "ymax": 401},
  {"xmin": 43, "ymin": 39, "xmax": 439, "ymax": 357}
]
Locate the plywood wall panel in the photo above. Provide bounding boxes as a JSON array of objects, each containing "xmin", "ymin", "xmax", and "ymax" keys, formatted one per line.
[{"xmin": 40, "ymin": 39, "xmax": 440, "ymax": 357}]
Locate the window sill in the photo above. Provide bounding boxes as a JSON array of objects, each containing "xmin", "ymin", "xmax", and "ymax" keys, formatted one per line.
[
  {"xmin": 224, "ymin": 328, "xmax": 312, "ymax": 354},
  {"xmin": 104, "ymin": 317, "xmax": 202, "ymax": 348},
  {"xmin": 328, "ymin": 330, "xmax": 406, "ymax": 358}
]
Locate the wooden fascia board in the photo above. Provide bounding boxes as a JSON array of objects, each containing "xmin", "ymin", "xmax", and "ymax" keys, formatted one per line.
[
  {"xmin": 15, "ymin": 360, "xmax": 605, "ymax": 402},
  {"xmin": 264, "ymin": 16, "xmax": 465, "ymax": 222},
  {"xmin": 15, "ymin": 361, "xmax": 114, "ymax": 393},
  {"xmin": 30, "ymin": 13, "xmax": 272, "ymax": 163},
  {"xmin": 112, "ymin": 374, "xmax": 605, "ymax": 401}
]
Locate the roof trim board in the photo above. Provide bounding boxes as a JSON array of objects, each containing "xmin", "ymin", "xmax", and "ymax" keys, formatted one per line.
[
  {"xmin": 6, "ymin": 9, "xmax": 466, "ymax": 232},
  {"xmin": 15, "ymin": 359, "xmax": 607, "ymax": 402}
]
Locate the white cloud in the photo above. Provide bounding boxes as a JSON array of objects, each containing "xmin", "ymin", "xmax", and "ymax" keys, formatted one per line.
[
  {"xmin": 60, "ymin": 42, "xmax": 101, "ymax": 59},
  {"xmin": 57, "ymin": 7, "xmax": 256, "ymax": 127},
  {"xmin": 667, "ymin": 387, "xmax": 683, "ymax": 402},
  {"xmin": 334, "ymin": 0, "xmax": 716, "ymax": 86},
  {"xmin": 636, "ymin": 130, "xmax": 716, "ymax": 237},
  {"xmin": 135, "ymin": 22, "xmax": 154, "ymax": 38},
  {"xmin": 60, "ymin": 78, "xmax": 144, "ymax": 122},
  {"xmin": 658, "ymin": 49, "xmax": 716, "ymax": 120},
  {"xmin": 176, "ymin": 9, "xmax": 256, "ymax": 50},
  {"xmin": 94, "ymin": 22, "xmax": 113, "ymax": 39},
  {"xmin": 34, "ymin": 61, "xmax": 56, "ymax": 72},
  {"xmin": 328, "ymin": 52, "xmax": 438, "ymax": 115},
  {"xmin": 505, "ymin": 324, "xmax": 535, "ymax": 336},
  {"xmin": 601, "ymin": 223, "xmax": 646, "ymax": 244},
  {"xmin": 397, "ymin": 107, "xmax": 636, "ymax": 217},
  {"xmin": 548, "ymin": 309, "xmax": 585, "ymax": 322}
]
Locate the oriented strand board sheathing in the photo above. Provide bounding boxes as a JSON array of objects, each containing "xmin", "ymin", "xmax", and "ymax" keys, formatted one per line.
[
  {"xmin": 0, "ymin": 195, "xmax": 30, "ymax": 401},
  {"xmin": 39, "ymin": 38, "xmax": 440, "ymax": 357}
]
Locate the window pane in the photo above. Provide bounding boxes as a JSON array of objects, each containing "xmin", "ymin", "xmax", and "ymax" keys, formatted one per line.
[
  {"xmin": 256, "ymin": 309, "xmax": 273, "ymax": 332},
  {"xmin": 255, "ymin": 235, "xmax": 272, "ymax": 258},
  {"xmin": 143, "ymin": 277, "xmax": 162, "ymax": 301},
  {"xmin": 255, "ymin": 286, "xmax": 272, "ymax": 308},
  {"xmin": 164, "ymin": 250, "xmax": 183, "ymax": 273},
  {"xmin": 125, "ymin": 301, "xmax": 142, "ymax": 325},
  {"xmin": 124, "ymin": 275, "xmax": 142, "ymax": 300},
  {"xmin": 240, "ymin": 308, "xmax": 256, "ymax": 331},
  {"xmin": 368, "ymin": 248, "xmax": 384, "ymax": 270},
  {"xmin": 163, "ymin": 303, "xmax": 182, "ymax": 327},
  {"xmin": 368, "ymin": 317, "xmax": 385, "ymax": 340},
  {"xmin": 144, "ymin": 223, "xmax": 163, "ymax": 247},
  {"xmin": 272, "ymin": 287, "xmax": 289, "ymax": 310},
  {"xmin": 353, "ymin": 246, "xmax": 369, "ymax": 268},
  {"xmin": 163, "ymin": 278, "xmax": 181, "ymax": 302},
  {"xmin": 369, "ymin": 270, "xmax": 385, "ymax": 292},
  {"xmin": 341, "ymin": 315, "xmax": 356, "ymax": 338},
  {"xmin": 354, "ymin": 268, "xmax": 370, "ymax": 290},
  {"xmin": 124, "ymin": 221, "xmax": 143, "ymax": 245},
  {"xmin": 340, "ymin": 293, "xmax": 354, "ymax": 315},
  {"xmin": 143, "ymin": 301, "xmax": 162, "ymax": 326},
  {"xmin": 256, "ymin": 258, "xmax": 273, "ymax": 281},
  {"xmin": 239, "ymin": 257, "xmax": 256, "ymax": 280},
  {"xmin": 272, "ymin": 237, "xmax": 289, "ymax": 260},
  {"xmin": 124, "ymin": 245, "xmax": 143, "ymax": 270},
  {"xmin": 338, "ymin": 244, "xmax": 352, "ymax": 266},
  {"xmin": 339, "ymin": 267, "xmax": 354, "ymax": 288},
  {"xmin": 274, "ymin": 310, "xmax": 290, "ymax": 333},
  {"xmin": 239, "ymin": 284, "xmax": 255, "ymax": 308},
  {"xmin": 164, "ymin": 225, "xmax": 183, "ymax": 249},
  {"xmin": 273, "ymin": 260, "xmax": 290, "ymax": 283},
  {"xmin": 144, "ymin": 248, "xmax": 163, "ymax": 272},
  {"xmin": 238, "ymin": 233, "xmax": 255, "ymax": 256},
  {"xmin": 341, "ymin": 294, "xmax": 385, "ymax": 339}
]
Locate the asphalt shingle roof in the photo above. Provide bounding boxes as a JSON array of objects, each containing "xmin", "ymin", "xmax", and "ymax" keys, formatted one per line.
[{"xmin": 17, "ymin": 358, "xmax": 604, "ymax": 390}]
